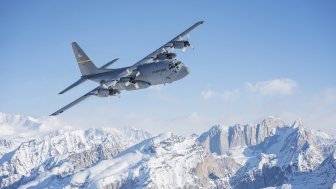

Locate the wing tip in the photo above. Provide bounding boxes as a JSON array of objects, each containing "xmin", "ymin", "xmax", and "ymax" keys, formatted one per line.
[
  {"xmin": 58, "ymin": 89, "xmax": 67, "ymax": 94},
  {"xmin": 50, "ymin": 110, "xmax": 63, "ymax": 116}
]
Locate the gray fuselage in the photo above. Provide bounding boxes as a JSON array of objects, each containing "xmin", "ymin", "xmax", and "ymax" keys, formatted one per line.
[{"xmin": 83, "ymin": 59, "xmax": 189, "ymax": 91}]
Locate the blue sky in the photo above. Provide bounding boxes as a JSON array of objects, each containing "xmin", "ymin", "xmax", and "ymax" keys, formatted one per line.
[{"xmin": 1, "ymin": 1, "xmax": 335, "ymax": 135}]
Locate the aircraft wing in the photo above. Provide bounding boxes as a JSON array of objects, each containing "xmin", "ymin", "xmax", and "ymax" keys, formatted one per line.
[
  {"xmin": 59, "ymin": 78, "xmax": 87, "ymax": 94},
  {"xmin": 50, "ymin": 86, "xmax": 101, "ymax": 116},
  {"xmin": 132, "ymin": 21, "xmax": 204, "ymax": 67}
]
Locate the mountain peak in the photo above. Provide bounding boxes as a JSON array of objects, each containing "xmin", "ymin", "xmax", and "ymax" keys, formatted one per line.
[
  {"xmin": 260, "ymin": 116, "xmax": 285, "ymax": 128},
  {"xmin": 0, "ymin": 112, "xmax": 41, "ymax": 129},
  {"xmin": 292, "ymin": 119, "xmax": 304, "ymax": 128},
  {"xmin": 199, "ymin": 118, "xmax": 288, "ymax": 154},
  {"xmin": 0, "ymin": 112, "xmax": 70, "ymax": 141},
  {"xmin": 1, "ymin": 113, "xmax": 335, "ymax": 188}
]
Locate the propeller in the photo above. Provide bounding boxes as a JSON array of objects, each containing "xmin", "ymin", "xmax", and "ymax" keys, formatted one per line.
[
  {"xmin": 125, "ymin": 81, "xmax": 139, "ymax": 89},
  {"xmin": 126, "ymin": 69, "xmax": 132, "ymax": 75},
  {"xmin": 125, "ymin": 81, "xmax": 131, "ymax": 87},
  {"xmin": 135, "ymin": 83, "xmax": 139, "ymax": 89},
  {"xmin": 102, "ymin": 80, "xmax": 118, "ymax": 89},
  {"xmin": 186, "ymin": 34, "xmax": 195, "ymax": 50}
]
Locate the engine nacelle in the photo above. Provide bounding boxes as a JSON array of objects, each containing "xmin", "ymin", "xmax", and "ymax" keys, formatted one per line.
[
  {"xmin": 93, "ymin": 89, "xmax": 109, "ymax": 97},
  {"xmin": 124, "ymin": 80, "xmax": 150, "ymax": 90},
  {"xmin": 93, "ymin": 89, "xmax": 120, "ymax": 97},
  {"xmin": 172, "ymin": 40, "xmax": 190, "ymax": 49},
  {"xmin": 109, "ymin": 89, "xmax": 121, "ymax": 96},
  {"xmin": 154, "ymin": 52, "xmax": 176, "ymax": 60}
]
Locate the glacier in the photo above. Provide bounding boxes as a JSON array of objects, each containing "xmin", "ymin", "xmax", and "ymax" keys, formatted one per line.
[{"xmin": 0, "ymin": 113, "xmax": 335, "ymax": 189}]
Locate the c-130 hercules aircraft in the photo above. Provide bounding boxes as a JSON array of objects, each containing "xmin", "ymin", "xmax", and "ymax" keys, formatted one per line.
[{"xmin": 50, "ymin": 21, "xmax": 204, "ymax": 116}]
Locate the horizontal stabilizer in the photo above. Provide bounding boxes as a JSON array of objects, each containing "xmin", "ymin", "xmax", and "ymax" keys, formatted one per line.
[
  {"xmin": 100, "ymin": 58, "xmax": 119, "ymax": 69},
  {"xmin": 59, "ymin": 78, "xmax": 86, "ymax": 94}
]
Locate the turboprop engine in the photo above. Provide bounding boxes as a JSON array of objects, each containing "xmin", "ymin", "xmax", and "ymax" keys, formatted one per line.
[
  {"xmin": 154, "ymin": 52, "xmax": 176, "ymax": 60},
  {"xmin": 117, "ymin": 68, "xmax": 149, "ymax": 90},
  {"xmin": 93, "ymin": 89, "xmax": 120, "ymax": 97},
  {"xmin": 172, "ymin": 40, "xmax": 190, "ymax": 49},
  {"xmin": 123, "ymin": 80, "xmax": 150, "ymax": 90}
]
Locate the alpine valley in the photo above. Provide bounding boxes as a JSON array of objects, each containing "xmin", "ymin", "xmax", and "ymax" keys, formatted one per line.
[{"xmin": 0, "ymin": 112, "xmax": 335, "ymax": 189}]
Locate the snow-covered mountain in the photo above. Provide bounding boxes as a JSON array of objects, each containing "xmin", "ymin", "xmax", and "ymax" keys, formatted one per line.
[
  {"xmin": 0, "ymin": 112, "xmax": 71, "ymax": 155},
  {"xmin": 0, "ymin": 113, "xmax": 335, "ymax": 189}
]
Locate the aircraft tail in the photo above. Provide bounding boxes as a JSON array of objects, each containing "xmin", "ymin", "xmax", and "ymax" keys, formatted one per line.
[{"xmin": 72, "ymin": 42, "xmax": 99, "ymax": 76}]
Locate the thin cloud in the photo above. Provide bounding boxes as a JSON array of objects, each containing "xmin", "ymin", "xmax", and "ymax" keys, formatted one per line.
[
  {"xmin": 201, "ymin": 89, "xmax": 218, "ymax": 100},
  {"xmin": 221, "ymin": 89, "xmax": 240, "ymax": 101},
  {"xmin": 201, "ymin": 89, "xmax": 240, "ymax": 101},
  {"xmin": 245, "ymin": 78, "xmax": 297, "ymax": 96}
]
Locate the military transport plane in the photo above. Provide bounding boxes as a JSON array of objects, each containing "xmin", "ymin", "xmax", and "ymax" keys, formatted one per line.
[{"xmin": 50, "ymin": 21, "xmax": 204, "ymax": 116}]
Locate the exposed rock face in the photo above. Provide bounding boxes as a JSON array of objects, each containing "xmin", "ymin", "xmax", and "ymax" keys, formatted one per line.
[
  {"xmin": 0, "ymin": 128, "xmax": 151, "ymax": 188},
  {"xmin": 69, "ymin": 133, "xmax": 208, "ymax": 189},
  {"xmin": 194, "ymin": 155, "xmax": 239, "ymax": 188},
  {"xmin": 0, "ymin": 113, "xmax": 335, "ymax": 189},
  {"xmin": 228, "ymin": 124, "xmax": 336, "ymax": 189},
  {"xmin": 0, "ymin": 138, "xmax": 14, "ymax": 156},
  {"xmin": 198, "ymin": 117, "xmax": 285, "ymax": 154}
]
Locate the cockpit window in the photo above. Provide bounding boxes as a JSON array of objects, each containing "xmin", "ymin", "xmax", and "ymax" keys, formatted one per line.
[{"xmin": 169, "ymin": 61, "xmax": 182, "ymax": 70}]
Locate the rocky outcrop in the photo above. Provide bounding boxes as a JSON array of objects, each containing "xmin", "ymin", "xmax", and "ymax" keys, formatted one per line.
[
  {"xmin": 198, "ymin": 117, "xmax": 285, "ymax": 154},
  {"xmin": 0, "ymin": 113, "xmax": 335, "ymax": 189},
  {"xmin": 0, "ymin": 128, "xmax": 151, "ymax": 188}
]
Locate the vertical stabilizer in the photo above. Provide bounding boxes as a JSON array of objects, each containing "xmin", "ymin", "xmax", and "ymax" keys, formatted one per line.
[{"xmin": 72, "ymin": 42, "xmax": 99, "ymax": 75}]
